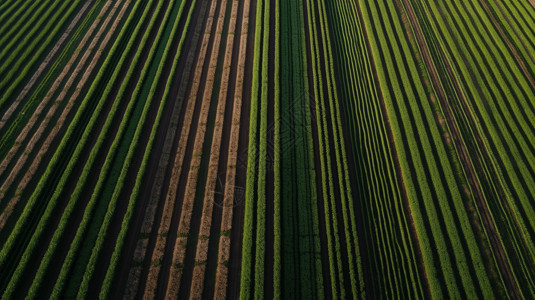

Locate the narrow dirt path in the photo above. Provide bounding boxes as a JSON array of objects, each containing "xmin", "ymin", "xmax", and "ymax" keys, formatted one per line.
[
  {"xmin": 189, "ymin": 0, "xmax": 240, "ymax": 296},
  {"xmin": 0, "ymin": 0, "xmax": 93, "ymax": 132},
  {"xmin": 165, "ymin": 0, "xmax": 230, "ymax": 295},
  {"xmin": 0, "ymin": 0, "xmax": 130, "ymax": 230},
  {"xmin": 121, "ymin": 0, "xmax": 209, "ymax": 297},
  {"xmin": 142, "ymin": 0, "xmax": 220, "ymax": 297},
  {"xmin": 354, "ymin": 0, "xmax": 431, "ymax": 297},
  {"xmin": 213, "ymin": 0, "xmax": 251, "ymax": 297},
  {"xmin": 0, "ymin": 0, "xmax": 115, "ymax": 189},
  {"xmin": 491, "ymin": 0, "xmax": 535, "ymax": 64},
  {"xmin": 478, "ymin": 0, "xmax": 535, "ymax": 90},
  {"xmin": 398, "ymin": 1, "xmax": 521, "ymax": 298}
]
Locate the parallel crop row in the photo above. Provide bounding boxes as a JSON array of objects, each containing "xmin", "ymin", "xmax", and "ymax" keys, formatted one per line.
[
  {"xmin": 0, "ymin": 0, "xmax": 85, "ymax": 108},
  {"xmin": 0, "ymin": 0, "xmax": 197, "ymax": 297},
  {"xmin": 411, "ymin": 0, "xmax": 535, "ymax": 296},
  {"xmin": 355, "ymin": 0, "xmax": 500, "ymax": 298},
  {"xmin": 323, "ymin": 0, "xmax": 425, "ymax": 297}
]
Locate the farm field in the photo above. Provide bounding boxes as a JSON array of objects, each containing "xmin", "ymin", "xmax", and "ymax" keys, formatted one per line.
[{"xmin": 0, "ymin": 0, "xmax": 534, "ymax": 298}]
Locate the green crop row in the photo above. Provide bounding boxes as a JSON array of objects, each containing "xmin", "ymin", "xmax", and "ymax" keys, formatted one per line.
[
  {"xmin": 300, "ymin": 12, "xmax": 323, "ymax": 299},
  {"xmin": 0, "ymin": 0, "xmax": 42, "ymax": 46},
  {"xmin": 416, "ymin": 0, "xmax": 535, "ymax": 295},
  {"xmin": 8, "ymin": 1, "xmax": 136, "ymax": 297},
  {"xmin": 324, "ymin": 0, "xmax": 425, "ymax": 296},
  {"xmin": 54, "ymin": 4, "xmax": 160, "ymax": 298},
  {"xmin": 279, "ymin": 0, "xmax": 322, "ymax": 297},
  {"xmin": 0, "ymin": 0, "xmax": 58, "ymax": 57},
  {"xmin": 364, "ymin": 1, "xmax": 471, "ymax": 296},
  {"xmin": 314, "ymin": 0, "xmax": 366, "ymax": 295},
  {"xmin": 0, "ymin": 0, "xmax": 148, "ymax": 298},
  {"xmin": 273, "ymin": 0, "xmax": 281, "ymax": 295},
  {"xmin": 99, "ymin": 0, "xmax": 198, "ymax": 297},
  {"xmin": 0, "ymin": 0, "xmax": 85, "ymax": 107},
  {"xmin": 404, "ymin": 1, "xmax": 517, "ymax": 298},
  {"xmin": 253, "ymin": 0, "xmax": 270, "ymax": 295},
  {"xmin": 279, "ymin": 0, "xmax": 298, "ymax": 295},
  {"xmin": 74, "ymin": 1, "xmax": 181, "ymax": 298},
  {"xmin": 0, "ymin": 0, "xmax": 32, "ymax": 28},
  {"xmin": 0, "ymin": 0, "xmax": 141, "ymax": 279},
  {"xmin": 301, "ymin": 0, "xmax": 342, "ymax": 298},
  {"xmin": 238, "ymin": 0, "xmax": 263, "ymax": 294},
  {"xmin": 356, "ymin": 0, "xmax": 515, "ymax": 298},
  {"xmin": 0, "ymin": 0, "xmax": 109, "ymax": 160}
]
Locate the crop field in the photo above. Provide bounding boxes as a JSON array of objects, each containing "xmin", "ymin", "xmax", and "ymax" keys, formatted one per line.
[{"xmin": 0, "ymin": 0, "xmax": 534, "ymax": 298}]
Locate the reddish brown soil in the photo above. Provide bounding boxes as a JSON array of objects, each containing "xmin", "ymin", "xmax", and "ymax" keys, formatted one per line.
[
  {"xmin": 352, "ymin": 1, "xmax": 432, "ymax": 298},
  {"xmin": 398, "ymin": 0, "xmax": 521, "ymax": 298},
  {"xmin": 478, "ymin": 0, "xmax": 535, "ymax": 90},
  {"xmin": 0, "ymin": 0, "xmax": 114, "ymax": 182},
  {"xmin": 86, "ymin": 2, "xmax": 211, "ymax": 297}
]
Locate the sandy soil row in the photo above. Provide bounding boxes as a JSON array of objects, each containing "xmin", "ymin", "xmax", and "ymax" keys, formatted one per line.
[
  {"xmin": 164, "ymin": 0, "xmax": 231, "ymax": 295},
  {"xmin": 0, "ymin": 1, "xmax": 93, "ymax": 132},
  {"xmin": 189, "ymin": 0, "xmax": 241, "ymax": 297},
  {"xmin": 0, "ymin": 0, "xmax": 114, "ymax": 189},
  {"xmin": 0, "ymin": 0, "xmax": 130, "ymax": 229},
  {"xmin": 121, "ymin": 0, "xmax": 211, "ymax": 298},
  {"xmin": 141, "ymin": 0, "xmax": 220, "ymax": 297},
  {"xmin": 213, "ymin": 0, "xmax": 251, "ymax": 296}
]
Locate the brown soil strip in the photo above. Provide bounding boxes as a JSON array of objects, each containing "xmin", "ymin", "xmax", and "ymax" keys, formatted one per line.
[
  {"xmin": 213, "ymin": 0, "xmax": 251, "ymax": 298},
  {"xmin": 165, "ymin": 0, "xmax": 230, "ymax": 295},
  {"xmin": 0, "ymin": 1, "xmax": 93, "ymax": 132},
  {"xmin": 530, "ymin": 0, "xmax": 535, "ymax": 9},
  {"xmin": 0, "ymin": 0, "xmax": 129, "ymax": 230},
  {"xmin": 81, "ymin": 0, "xmax": 183, "ymax": 296},
  {"xmin": 224, "ymin": 0, "xmax": 256, "ymax": 293},
  {"xmin": 493, "ymin": 1, "xmax": 535, "ymax": 64},
  {"xmin": 354, "ymin": 1, "xmax": 431, "ymax": 298},
  {"xmin": 0, "ymin": 0, "xmax": 114, "ymax": 190},
  {"xmin": 189, "ymin": 0, "xmax": 239, "ymax": 297},
  {"xmin": 121, "ymin": 0, "xmax": 210, "ymax": 298},
  {"xmin": 399, "ymin": 1, "xmax": 521, "ymax": 298},
  {"xmin": 141, "ymin": 0, "xmax": 220, "ymax": 297},
  {"xmin": 478, "ymin": 0, "xmax": 535, "ymax": 89}
]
